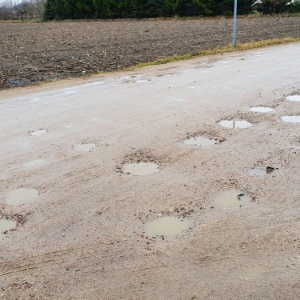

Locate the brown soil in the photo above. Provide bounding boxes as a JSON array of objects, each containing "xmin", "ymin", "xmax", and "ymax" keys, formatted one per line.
[{"xmin": 0, "ymin": 16, "xmax": 300, "ymax": 89}]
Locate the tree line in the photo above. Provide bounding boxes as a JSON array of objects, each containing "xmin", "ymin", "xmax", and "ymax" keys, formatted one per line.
[
  {"xmin": 0, "ymin": 0, "xmax": 45, "ymax": 20},
  {"xmin": 1, "ymin": 0, "xmax": 299, "ymax": 20},
  {"xmin": 43, "ymin": 0, "xmax": 256, "ymax": 20}
]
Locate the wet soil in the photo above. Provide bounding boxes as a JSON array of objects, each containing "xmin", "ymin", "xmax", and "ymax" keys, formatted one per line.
[{"xmin": 1, "ymin": 16, "xmax": 300, "ymax": 89}]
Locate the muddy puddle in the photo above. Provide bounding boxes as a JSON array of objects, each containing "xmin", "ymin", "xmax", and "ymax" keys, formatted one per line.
[
  {"xmin": 122, "ymin": 162, "xmax": 159, "ymax": 175},
  {"xmin": 286, "ymin": 95, "xmax": 300, "ymax": 102},
  {"xmin": 184, "ymin": 136, "xmax": 217, "ymax": 147},
  {"xmin": 250, "ymin": 107, "xmax": 274, "ymax": 113},
  {"xmin": 6, "ymin": 188, "xmax": 39, "ymax": 205},
  {"xmin": 218, "ymin": 120, "xmax": 253, "ymax": 129},
  {"xmin": 280, "ymin": 116, "xmax": 300, "ymax": 123},
  {"xmin": 30, "ymin": 129, "xmax": 47, "ymax": 136},
  {"xmin": 23, "ymin": 159, "xmax": 47, "ymax": 169},
  {"xmin": 0, "ymin": 219, "xmax": 16, "ymax": 234},
  {"xmin": 213, "ymin": 189, "xmax": 251, "ymax": 208},
  {"xmin": 145, "ymin": 216, "xmax": 192, "ymax": 236},
  {"xmin": 74, "ymin": 143, "xmax": 96, "ymax": 152}
]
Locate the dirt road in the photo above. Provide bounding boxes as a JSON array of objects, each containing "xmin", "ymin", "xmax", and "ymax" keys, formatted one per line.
[
  {"xmin": 1, "ymin": 16, "xmax": 300, "ymax": 89},
  {"xmin": 1, "ymin": 43, "xmax": 300, "ymax": 299}
]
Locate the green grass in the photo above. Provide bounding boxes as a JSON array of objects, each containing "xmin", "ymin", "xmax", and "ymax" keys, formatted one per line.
[{"xmin": 127, "ymin": 37, "xmax": 300, "ymax": 70}]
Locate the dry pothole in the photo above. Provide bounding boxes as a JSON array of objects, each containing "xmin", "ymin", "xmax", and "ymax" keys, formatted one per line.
[
  {"xmin": 212, "ymin": 189, "xmax": 253, "ymax": 208},
  {"xmin": 184, "ymin": 136, "xmax": 218, "ymax": 147},
  {"xmin": 23, "ymin": 159, "xmax": 47, "ymax": 169},
  {"xmin": 74, "ymin": 143, "xmax": 96, "ymax": 152},
  {"xmin": 286, "ymin": 95, "xmax": 300, "ymax": 102},
  {"xmin": 250, "ymin": 107, "xmax": 274, "ymax": 113},
  {"xmin": 30, "ymin": 129, "xmax": 47, "ymax": 136},
  {"xmin": 280, "ymin": 116, "xmax": 300, "ymax": 123},
  {"xmin": 218, "ymin": 120, "xmax": 253, "ymax": 129},
  {"xmin": 6, "ymin": 188, "xmax": 39, "ymax": 205}
]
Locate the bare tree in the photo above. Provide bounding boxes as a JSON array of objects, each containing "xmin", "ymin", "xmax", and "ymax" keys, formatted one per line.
[{"xmin": 30, "ymin": 0, "xmax": 46, "ymax": 20}]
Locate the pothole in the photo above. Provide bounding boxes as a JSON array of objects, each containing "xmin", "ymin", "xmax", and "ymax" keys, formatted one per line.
[
  {"xmin": 286, "ymin": 95, "xmax": 300, "ymax": 102},
  {"xmin": 218, "ymin": 120, "xmax": 253, "ymax": 129},
  {"xmin": 281, "ymin": 116, "xmax": 300, "ymax": 123},
  {"xmin": 6, "ymin": 188, "xmax": 39, "ymax": 205},
  {"xmin": 0, "ymin": 218, "xmax": 16, "ymax": 235},
  {"xmin": 74, "ymin": 143, "xmax": 96, "ymax": 152},
  {"xmin": 30, "ymin": 129, "xmax": 47, "ymax": 136},
  {"xmin": 122, "ymin": 162, "xmax": 159, "ymax": 175},
  {"xmin": 184, "ymin": 136, "xmax": 218, "ymax": 147},
  {"xmin": 250, "ymin": 107, "xmax": 274, "ymax": 113},
  {"xmin": 145, "ymin": 216, "xmax": 192, "ymax": 236},
  {"xmin": 248, "ymin": 168, "xmax": 266, "ymax": 178},
  {"xmin": 23, "ymin": 159, "xmax": 47, "ymax": 169},
  {"xmin": 213, "ymin": 189, "xmax": 251, "ymax": 208}
]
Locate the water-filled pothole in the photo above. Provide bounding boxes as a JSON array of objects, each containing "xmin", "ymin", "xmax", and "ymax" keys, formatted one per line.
[
  {"xmin": 6, "ymin": 188, "xmax": 39, "ymax": 205},
  {"xmin": 0, "ymin": 219, "xmax": 16, "ymax": 234},
  {"xmin": 281, "ymin": 116, "xmax": 300, "ymax": 123},
  {"xmin": 74, "ymin": 143, "xmax": 96, "ymax": 152},
  {"xmin": 23, "ymin": 159, "xmax": 47, "ymax": 169},
  {"xmin": 250, "ymin": 107, "xmax": 274, "ymax": 113},
  {"xmin": 122, "ymin": 162, "xmax": 159, "ymax": 175},
  {"xmin": 286, "ymin": 95, "xmax": 300, "ymax": 102},
  {"xmin": 30, "ymin": 129, "xmax": 47, "ymax": 136},
  {"xmin": 218, "ymin": 120, "xmax": 253, "ymax": 129},
  {"xmin": 145, "ymin": 216, "xmax": 192, "ymax": 236},
  {"xmin": 213, "ymin": 189, "xmax": 251, "ymax": 208},
  {"xmin": 184, "ymin": 136, "xmax": 218, "ymax": 147}
]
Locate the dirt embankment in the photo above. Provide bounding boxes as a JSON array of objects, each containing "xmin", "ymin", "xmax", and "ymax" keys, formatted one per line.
[{"xmin": 0, "ymin": 16, "xmax": 300, "ymax": 89}]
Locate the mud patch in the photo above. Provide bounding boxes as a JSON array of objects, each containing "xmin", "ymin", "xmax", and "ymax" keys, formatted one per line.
[
  {"xmin": 122, "ymin": 162, "xmax": 159, "ymax": 175},
  {"xmin": 30, "ymin": 129, "xmax": 47, "ymax": 136},
  {"xmin": 6, "ymin": 188, "xmax": 39, "ymax": 205},
  {"xmin": 250, "ymin": 107, "xmax": 274, "ymax": 113},
  {"xmin": 213, "ymin": 189, "xmax": 251, "ymax": 208},
  {"xmin": 286, "ymin": 95, "xmax": 300, "ymax": 102},
  {"xmin": 218, "ymin": 120, "xmax": 253, "ymax": 129},
  {"xmin": 74, "ymin": 143, "xmax": 96, "ymax": 152},
  {"xmin": 145, "ymin": 216, "xmax": 192, "ymax": 236},
  {"xmin": 184, "ymin": 136, "xmax": 218, "ymax": 147},
  {"xmin": 0, "ymin": 218, "xmax": 16, "ymax": 234},
  {"xmin": 281, "ymin": 116, "xmax": 300, "ymax": 123}
]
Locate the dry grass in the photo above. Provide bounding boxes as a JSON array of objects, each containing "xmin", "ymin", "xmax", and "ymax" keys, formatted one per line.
[{"xmin": 129, "ymin": 37, "xmax": 299, "ymax": 69}]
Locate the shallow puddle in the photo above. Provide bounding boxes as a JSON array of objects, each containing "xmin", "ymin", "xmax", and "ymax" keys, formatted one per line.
[
  {"xmin": 145, "ymin": 216, "xmax": 192, "ymax": 236},
  {"xmin": 250, "ymin": 107, "xmax": 274, "ymax": 113},
  {"xmin": 0, "ymin": 219, "xmax": 16, "ymax": 234},
  {"xmin": 184, "ymin": 136, "xmax": 217, "ymax": 147},
  {"xmin": 74, "ymin": 143, "xmax": 96, "ymax": 152},
  {"xmin": 213, "ymin": 189, "xmax": 251, "ymax": 208},
  {"xmin": 286, "ymin": 95, "xmax": 300, "ymax": 102},
  {"xmin": 30, "ymin": 129, "xmax": 47, "ymax": 136},
  {"xmin": 122, "ymin": 162, "xmax": 159, "ymax": 175},
  {"xmin": 218, "ymin": 120, "xmax": 253, "ymax": 129},
  {"xmin": 64, "ymin": 124, "xmax": 73, "ymax": 128},
  {"xmin": 23, "ymin": 159, "xmax": 47, "ymax": 169},
  {"xmin": 6, "ymin": 188, "xmax": 39, "ymax": 205},
  {"xmin": 281, "ymin": 116, "xmax": 300, "ymax": 123}
]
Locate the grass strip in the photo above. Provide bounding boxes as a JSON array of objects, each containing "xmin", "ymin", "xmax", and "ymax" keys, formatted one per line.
[{"xmin": 128, "ymin": 37, "xmax": 299, "ymax": 70}]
